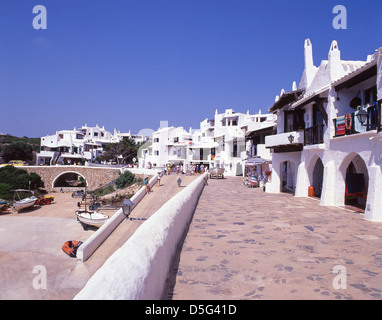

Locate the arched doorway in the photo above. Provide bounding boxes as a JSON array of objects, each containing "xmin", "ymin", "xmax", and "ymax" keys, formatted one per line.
[
  {"xmin": 281, "ymin": 160, "xmax": 295, "ymax": 194},
  {"xmin": 343, "ymin": 154, "xmax": 368, "ymax": 209},
  {"xmin": 53, "ymin": 172, "xmax": 88, "ymax": 188},
  {"xmin": 312, "ymin": 158, "xmax": 324, "ymax": 198}
]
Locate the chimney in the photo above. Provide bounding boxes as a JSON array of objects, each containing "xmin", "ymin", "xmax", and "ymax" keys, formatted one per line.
[
  {"xmin": 328, "ymin": 40, "xmax": 342, "ymax": 82},
  {"xmin": 304, "ymin": 38, "xmax": 315, "ymax": 88}
]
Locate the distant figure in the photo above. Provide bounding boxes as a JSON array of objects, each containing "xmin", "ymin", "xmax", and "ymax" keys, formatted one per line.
[
  {"xmin": 156, "ymin": 172, "xmax": 161, "ymax": 186},
  {"xmin": 143, "ymin": 177, "xmax": 152, "ymax": 194}
]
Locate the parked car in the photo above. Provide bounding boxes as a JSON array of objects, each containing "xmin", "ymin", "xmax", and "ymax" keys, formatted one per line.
[{"xmin": 0, "ymin": 160, "xmax": 26, "ymax": 167}]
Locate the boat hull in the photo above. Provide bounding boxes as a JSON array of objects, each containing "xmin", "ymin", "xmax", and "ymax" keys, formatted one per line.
[
  {"xmin": 75, "ymin": 210, "xmax": 109, "ymax": 227},
  {"xmin": 14, "ymin": 197, "xmax": 38, "ymax": 212}
]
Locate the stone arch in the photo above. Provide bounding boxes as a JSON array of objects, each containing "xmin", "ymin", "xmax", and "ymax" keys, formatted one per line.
[
  {"xmin": 280, "ymin": 160, "xmax": 296, "ymax": 194},
  {"xmin": 338, "ymin": 152, "xmax": 369, "ymax": 208},
  {"xmin": 52, "ymin": 171, "xmax": 89, "ymax": 188},
  {"xmin": 307, "ymin": 154, "xmax": 324, "ymax": 198}
]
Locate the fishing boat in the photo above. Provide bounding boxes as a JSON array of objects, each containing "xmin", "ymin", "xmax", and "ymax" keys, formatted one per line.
[
  {"xmin": 75, "ymin": 209, "xmax": 109, "ymax": 229},
  {"xmin": 12, "ymin": 189, "xmax": 38, "ymax": 212},
  {"xmin": 75, "ymin": 187, "xmax": 109, "ymax": 229}
]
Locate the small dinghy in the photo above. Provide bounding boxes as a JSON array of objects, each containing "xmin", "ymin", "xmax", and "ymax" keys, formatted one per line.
[
  {"xmin": 62, "ymin": 240, "xmax": 83, "ymax": 258},
  {"xmin": 76, "ymin": 209, "xmax": 109, "ymax": 230}
]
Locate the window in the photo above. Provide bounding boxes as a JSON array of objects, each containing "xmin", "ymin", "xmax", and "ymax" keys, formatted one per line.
[
  {"xmin": 154, "ymin": 138, "xmax": 159, "ymax": 143},
  {"xmin": 233, "ymin": 138, "xmax": 238, "ymax": 157},
  {"xmin": 365, "ymin": 86, "xmax": 377, "ymax": 105},
  {"xmin": 154, "ymin": 150, "xmax": 159, "ymax": 156},
  {"xmin": 174, "ymin": 137, "xmax": 179, "ymax": 143}
]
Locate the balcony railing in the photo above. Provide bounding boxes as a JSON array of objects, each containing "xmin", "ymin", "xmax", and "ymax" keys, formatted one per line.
[
  {"xmin": 304, "ymin": 124, "xmax": 324, "ymax": 146},
  {"xmin": 333, "ymin": 104, "xmax": 381, "ymax": 137}
]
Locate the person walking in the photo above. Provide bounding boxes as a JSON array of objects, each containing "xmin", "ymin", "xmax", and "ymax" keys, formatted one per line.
[
  {"xmin": 156, "ymin": 172, "xmax": 162, "ymax": 186},
  {"xmin": 143, "ymin": 177, "xmax": 152, "ymax": 194}
]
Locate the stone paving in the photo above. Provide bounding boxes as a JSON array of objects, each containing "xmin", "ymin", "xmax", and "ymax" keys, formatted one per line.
[{"xmin": 165, "ymin": 177, "xmax": 382, "ymax": 300}]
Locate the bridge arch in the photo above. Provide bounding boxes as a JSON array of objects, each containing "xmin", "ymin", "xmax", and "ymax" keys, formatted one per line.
[{"xmin": 52, "ymin": 171, "xmax": 89, "ymax": 189}]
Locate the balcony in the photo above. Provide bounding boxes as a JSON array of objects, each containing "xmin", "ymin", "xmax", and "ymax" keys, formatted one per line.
[
  {"xmin": 333, "ymin": 104, "xmax": 381, "ymax": 138},
  {"xmin": 265, "ymin": 131, "xmax": 304, "ymax": 153},
  {"xmin": 304, "ymin": 124, "xmax": 324, "ymax": 146}
]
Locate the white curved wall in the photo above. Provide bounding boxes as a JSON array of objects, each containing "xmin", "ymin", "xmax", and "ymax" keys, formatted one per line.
[{"xmin": 74, "ymin": 173, "xmax": 207, "ymax": 300}]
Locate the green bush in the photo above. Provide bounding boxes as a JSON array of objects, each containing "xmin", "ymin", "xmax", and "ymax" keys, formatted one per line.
[
  {"xmin": 115, "ymin": 170, "xmax": 135, "ymax": 189},
  {"xmin": 0, "ymin": 166, "xmax": 44, "ymax": 200},
  {"xmin": 0, "ymin": 183, "xmax": 12, "ymax": 200}
]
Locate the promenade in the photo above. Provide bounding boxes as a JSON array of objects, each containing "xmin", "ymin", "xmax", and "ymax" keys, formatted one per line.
[{"xmin": 165, "ymin": 176, "xmax": 382, "ymax": 300}]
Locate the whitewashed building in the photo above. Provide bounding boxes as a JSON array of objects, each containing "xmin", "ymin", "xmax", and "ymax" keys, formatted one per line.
[
  {"xmin": 139, "ymin": 109, "xmax": 276, "ymax": 176},
  {"xmin": 265, "ymin": 39, "xmax": 382, "ymax": 221},
  {"xmin": 140, "ymin": 126, "xmax": 193, "ymax": 169},
  {"xmin": 36, "ymin": 124, "xmax": 122, "ymax": 165}
]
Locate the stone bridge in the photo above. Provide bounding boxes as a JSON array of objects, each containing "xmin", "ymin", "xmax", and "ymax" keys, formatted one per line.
[{"xmin": 22, "ymin": 166, "xmax": 122, "ymax": 192}]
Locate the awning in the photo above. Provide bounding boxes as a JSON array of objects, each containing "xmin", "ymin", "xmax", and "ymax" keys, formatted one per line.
[{"xmin": 244, "ymin": 157, "xmax": 269, "ymax": 166}]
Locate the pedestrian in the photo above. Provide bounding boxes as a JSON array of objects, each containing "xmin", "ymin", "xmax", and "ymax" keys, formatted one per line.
[
  {"xmin": 156, "ymin": 172, "xmax": 161, "ymax": 186},
  {"xmin": 143, "ymin": 177, "xmax": 152, "ymax": 194}
]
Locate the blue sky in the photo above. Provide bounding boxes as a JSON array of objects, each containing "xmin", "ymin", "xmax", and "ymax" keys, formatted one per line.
[{"xmin": 0, "ymin": 0, "xmax": 381, "ymax": 137}]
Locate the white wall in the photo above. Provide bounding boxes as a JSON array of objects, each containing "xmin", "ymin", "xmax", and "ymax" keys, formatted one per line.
[{"xmin": 74, "ymin": 173, "xmax": 208, "ymax": 300}]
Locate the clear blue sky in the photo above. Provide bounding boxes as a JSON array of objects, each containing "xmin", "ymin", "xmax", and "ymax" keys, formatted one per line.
[{"xmin": 0, "ymin": 0, "xmax": 381, "ymax": 138}]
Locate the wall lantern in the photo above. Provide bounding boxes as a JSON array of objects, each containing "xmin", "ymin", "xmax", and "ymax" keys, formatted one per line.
[
  {"xmin": 121, "ymin": 197, "xmax": 134, "ymax": 220},
  {"xmin": 356, "ymin": 109, "xmax": 369, "ymax": 127},
  {"xmin": 288, "ymin": 134, "xmax": 295, "ymax": 144}
]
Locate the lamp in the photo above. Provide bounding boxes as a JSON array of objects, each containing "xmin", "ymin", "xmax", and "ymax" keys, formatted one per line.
[
  {"xmin": 121, "ymin": 197, "xmax": 134, "ymax": 220},
  {"xmin": 288, "ymin": 134, "xmax": 294, "ymax": 144},
  {"xmin": 356, "ymin": 109, "xmax": 368, "ymax": 126}
]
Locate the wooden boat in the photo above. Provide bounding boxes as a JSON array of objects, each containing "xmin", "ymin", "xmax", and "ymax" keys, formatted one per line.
[
  {"xmin": 76, "ymin": 209, "xmax": 109, "ymax": 229},
  {"xmin": 12, "ymin": 189, "xmax": 38, "ymax": 212}
]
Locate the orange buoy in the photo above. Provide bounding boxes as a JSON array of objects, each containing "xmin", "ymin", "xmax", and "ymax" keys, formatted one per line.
[
  {"xmin": 62, "ymin": 240, "xmax": 83, "ymax": 258},
  {"xmin": 308, "ymin": 186, "xmax": 315, "ymax": 197}
]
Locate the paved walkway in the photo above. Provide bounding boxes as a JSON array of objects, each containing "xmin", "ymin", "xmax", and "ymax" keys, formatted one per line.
[{"xmin": 165, "ymin": 177, "xmax": 382, "ymax": 300}]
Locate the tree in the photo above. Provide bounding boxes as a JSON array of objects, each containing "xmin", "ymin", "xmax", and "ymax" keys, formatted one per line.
[
  {"xmin": 98, "ymin": 138, "xmax": 139, "ymax": 164},
  {"xmin": 0, "ymin": 166, "xmax": 44, "ymax": 199},
  {"xmin": 0, "ymin": 142, "xmax": 34, "ymax": 163}
]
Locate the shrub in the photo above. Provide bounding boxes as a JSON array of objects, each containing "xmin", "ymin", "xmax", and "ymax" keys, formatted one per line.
[
  {"xmin": 0, "ymin": 166, "xmax": 44, "ymax": 200},
  {"xmin": 115, "ymin": 170, "xmax": 135, "ymax": 189},
  {"xmin": 0, "ymin": 183, "xmax": 12, "ymax": 200}
]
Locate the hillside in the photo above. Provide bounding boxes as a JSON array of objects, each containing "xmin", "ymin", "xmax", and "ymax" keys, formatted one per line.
[{"xmin": 0, "ymin": 134, "xmax": 40, "ymax": 164}]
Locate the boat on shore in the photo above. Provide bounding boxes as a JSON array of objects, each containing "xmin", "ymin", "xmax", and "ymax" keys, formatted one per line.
[
  {"xmin": 12, "ymin": 189, "xmax": 38, "ymax": 212},
  {"xmin": 76, "ymin": 209, "xmax": 109, "ymax": 229}
]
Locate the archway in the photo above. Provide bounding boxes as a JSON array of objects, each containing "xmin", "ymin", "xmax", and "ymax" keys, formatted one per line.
[
  {"xmin": 312, "ymin": 158, "xmax": 324, "ymax": 198},
  {"xmin": 281, "ymin": 160, "xmax": 295, "ymax": 194},
  {"xmin": 52, "ymin": 171, "xmax": 88, "ymax": 188},
  {"xmin": 340, "ymin": 153, "xmax": 368, "ymax": 209}
]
